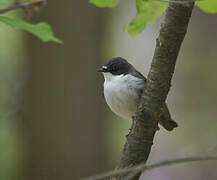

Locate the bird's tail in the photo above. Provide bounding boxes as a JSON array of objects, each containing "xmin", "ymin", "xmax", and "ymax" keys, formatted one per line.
[
  {"xmin": 159, "ymin": 118, "xmax": 178, "ymax": 131},
  {"xmin": 159, "ymin": 103, "xmax": 178, "ymax": 131}
]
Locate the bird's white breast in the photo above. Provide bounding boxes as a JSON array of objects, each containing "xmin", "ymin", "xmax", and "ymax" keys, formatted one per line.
[{"xmin": 103, "ymin": 73, "xmax": 144, "ymax": 120}]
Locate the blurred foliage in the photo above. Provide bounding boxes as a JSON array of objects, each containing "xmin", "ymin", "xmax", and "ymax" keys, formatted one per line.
[
  {"xmin": 196, "ymin": 0, "xmax": 217, "ymax": 13},
  {"xmin": 0, "ymin": 12, "xmax": 24, "ymax": 179},
  {"xmin": 124, "ymin": 0, "xmax": 168, "ymax": 36},
  {"xmin": 0, "ymin": 121, "xmax": 22, "ymax": 180},
  {"xmin": 0, "ymin": 16, "xmax": 62, "ymax": 43},
  {"xmin": 0, "ymin": 0, "xmax": 61, "ymax": 43},
  {"xmin": 90, "ymin": 0, "xmax": 217, "ymax": 36},
  {"xmin": 0, "ymin": 0, "xmax": 10, "ymax": 5},
  {"xmin": 105, "ymin": 114, "xmax": 131, "ymax": 166},
  {"xmin": 90, "ymin": 0, "xmax": 120, "ymax": 8}
]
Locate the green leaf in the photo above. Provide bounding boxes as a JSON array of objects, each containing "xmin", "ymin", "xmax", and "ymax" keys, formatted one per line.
[
  {"xmin": 196, "ymin": 0, "xmax": 217, "ymax": 13},
  {"xmin": 0, "ymin": 16, "xmax": 63, "ymax": 43},
  {"xmin": 125, "ymin": 0, "xmax": 168, "ymax": 36},
  {"xmin": 0, "ymin": 0, "xmax": 9, "ymax": 5},
  {"xmin": 89, "ymin": 0, "xmax": 119, "ymax": 8}
]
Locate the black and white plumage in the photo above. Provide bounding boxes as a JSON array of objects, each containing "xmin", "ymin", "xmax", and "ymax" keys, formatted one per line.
[{"xmin": 98, "ymin": 57, "xmax": 178, "ymax": 131}]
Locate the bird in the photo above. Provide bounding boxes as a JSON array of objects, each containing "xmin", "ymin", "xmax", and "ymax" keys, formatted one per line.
[{"xmin": 97, "ymin": 57, "xmax": 178, "ymax": 131}]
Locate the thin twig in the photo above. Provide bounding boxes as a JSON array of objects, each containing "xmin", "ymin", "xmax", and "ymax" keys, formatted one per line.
[
  {"xmin": 0, "ymin": 0, "xmax": 46, "ymax": 14},
  {"xmin": 83, "ymin": 156, "xmax": 217, "ymax": 180}
]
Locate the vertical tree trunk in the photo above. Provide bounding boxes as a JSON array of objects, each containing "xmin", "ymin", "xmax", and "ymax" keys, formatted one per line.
[
  {"xmin": 116, "ymin": 2, "xmax": 194, "ymax": 179},
  {"xmin": 22, "ymin": 2, "xmax": 106, "ymax": 179}
]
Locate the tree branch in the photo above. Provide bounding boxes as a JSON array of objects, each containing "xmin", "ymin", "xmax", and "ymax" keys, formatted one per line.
[
  {"xmin": 0, "ymin": 0, "xmax": 46, "ymax": 14},
  {"xmin": 115, "ymin": 2, "xmax": 195, "ymax": 179},
  {"xmin": 83, "ymin": 156, "xmax": 217, "ymax": 180}
]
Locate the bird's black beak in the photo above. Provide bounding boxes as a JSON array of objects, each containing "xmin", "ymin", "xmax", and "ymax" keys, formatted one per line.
[
  {"xmin": 97, "ymin": 67, "xmax": 104, "ymax": 72},
  {"xmin": 97, "ymin": 66, "xmax": 108, "ymax": 72}
]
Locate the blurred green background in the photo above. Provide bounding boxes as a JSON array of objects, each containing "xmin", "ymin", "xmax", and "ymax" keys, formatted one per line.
[{"xmin": 0, "ymin": 1, "xmax": 217, "ymax": 180}]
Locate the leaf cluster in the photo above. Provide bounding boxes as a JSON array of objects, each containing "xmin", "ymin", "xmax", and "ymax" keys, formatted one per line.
[
  {"xmin": 90, "ymin": 0, "xmax": 217, "ymax": 36},
  {"xmin": 0, "ymin": 0, "xmax": 62, "ymax": 43}
]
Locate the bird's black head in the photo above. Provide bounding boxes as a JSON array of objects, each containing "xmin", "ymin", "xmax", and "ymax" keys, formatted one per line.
[{"xmin": 97, "ymin": 57, "xmax": 133, "ymax": 75}]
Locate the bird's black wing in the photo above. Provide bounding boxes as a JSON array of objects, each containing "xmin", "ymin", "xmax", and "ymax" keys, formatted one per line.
[
  {"xmin": 130, "ymin": 69, "xmax": 147, "ymax": 83},
  {"xmin": 130, "ymin": 70, "xmax": 146, "ymax": 96},
  {"xmin": 130, "ymin": 69, "xmax": 178, "ymax": 131}
]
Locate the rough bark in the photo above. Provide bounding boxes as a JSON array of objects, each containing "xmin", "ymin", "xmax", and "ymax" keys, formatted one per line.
[{"xmin": 116, "ymin": 2, "xmax": 195, "ymax": 179}]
